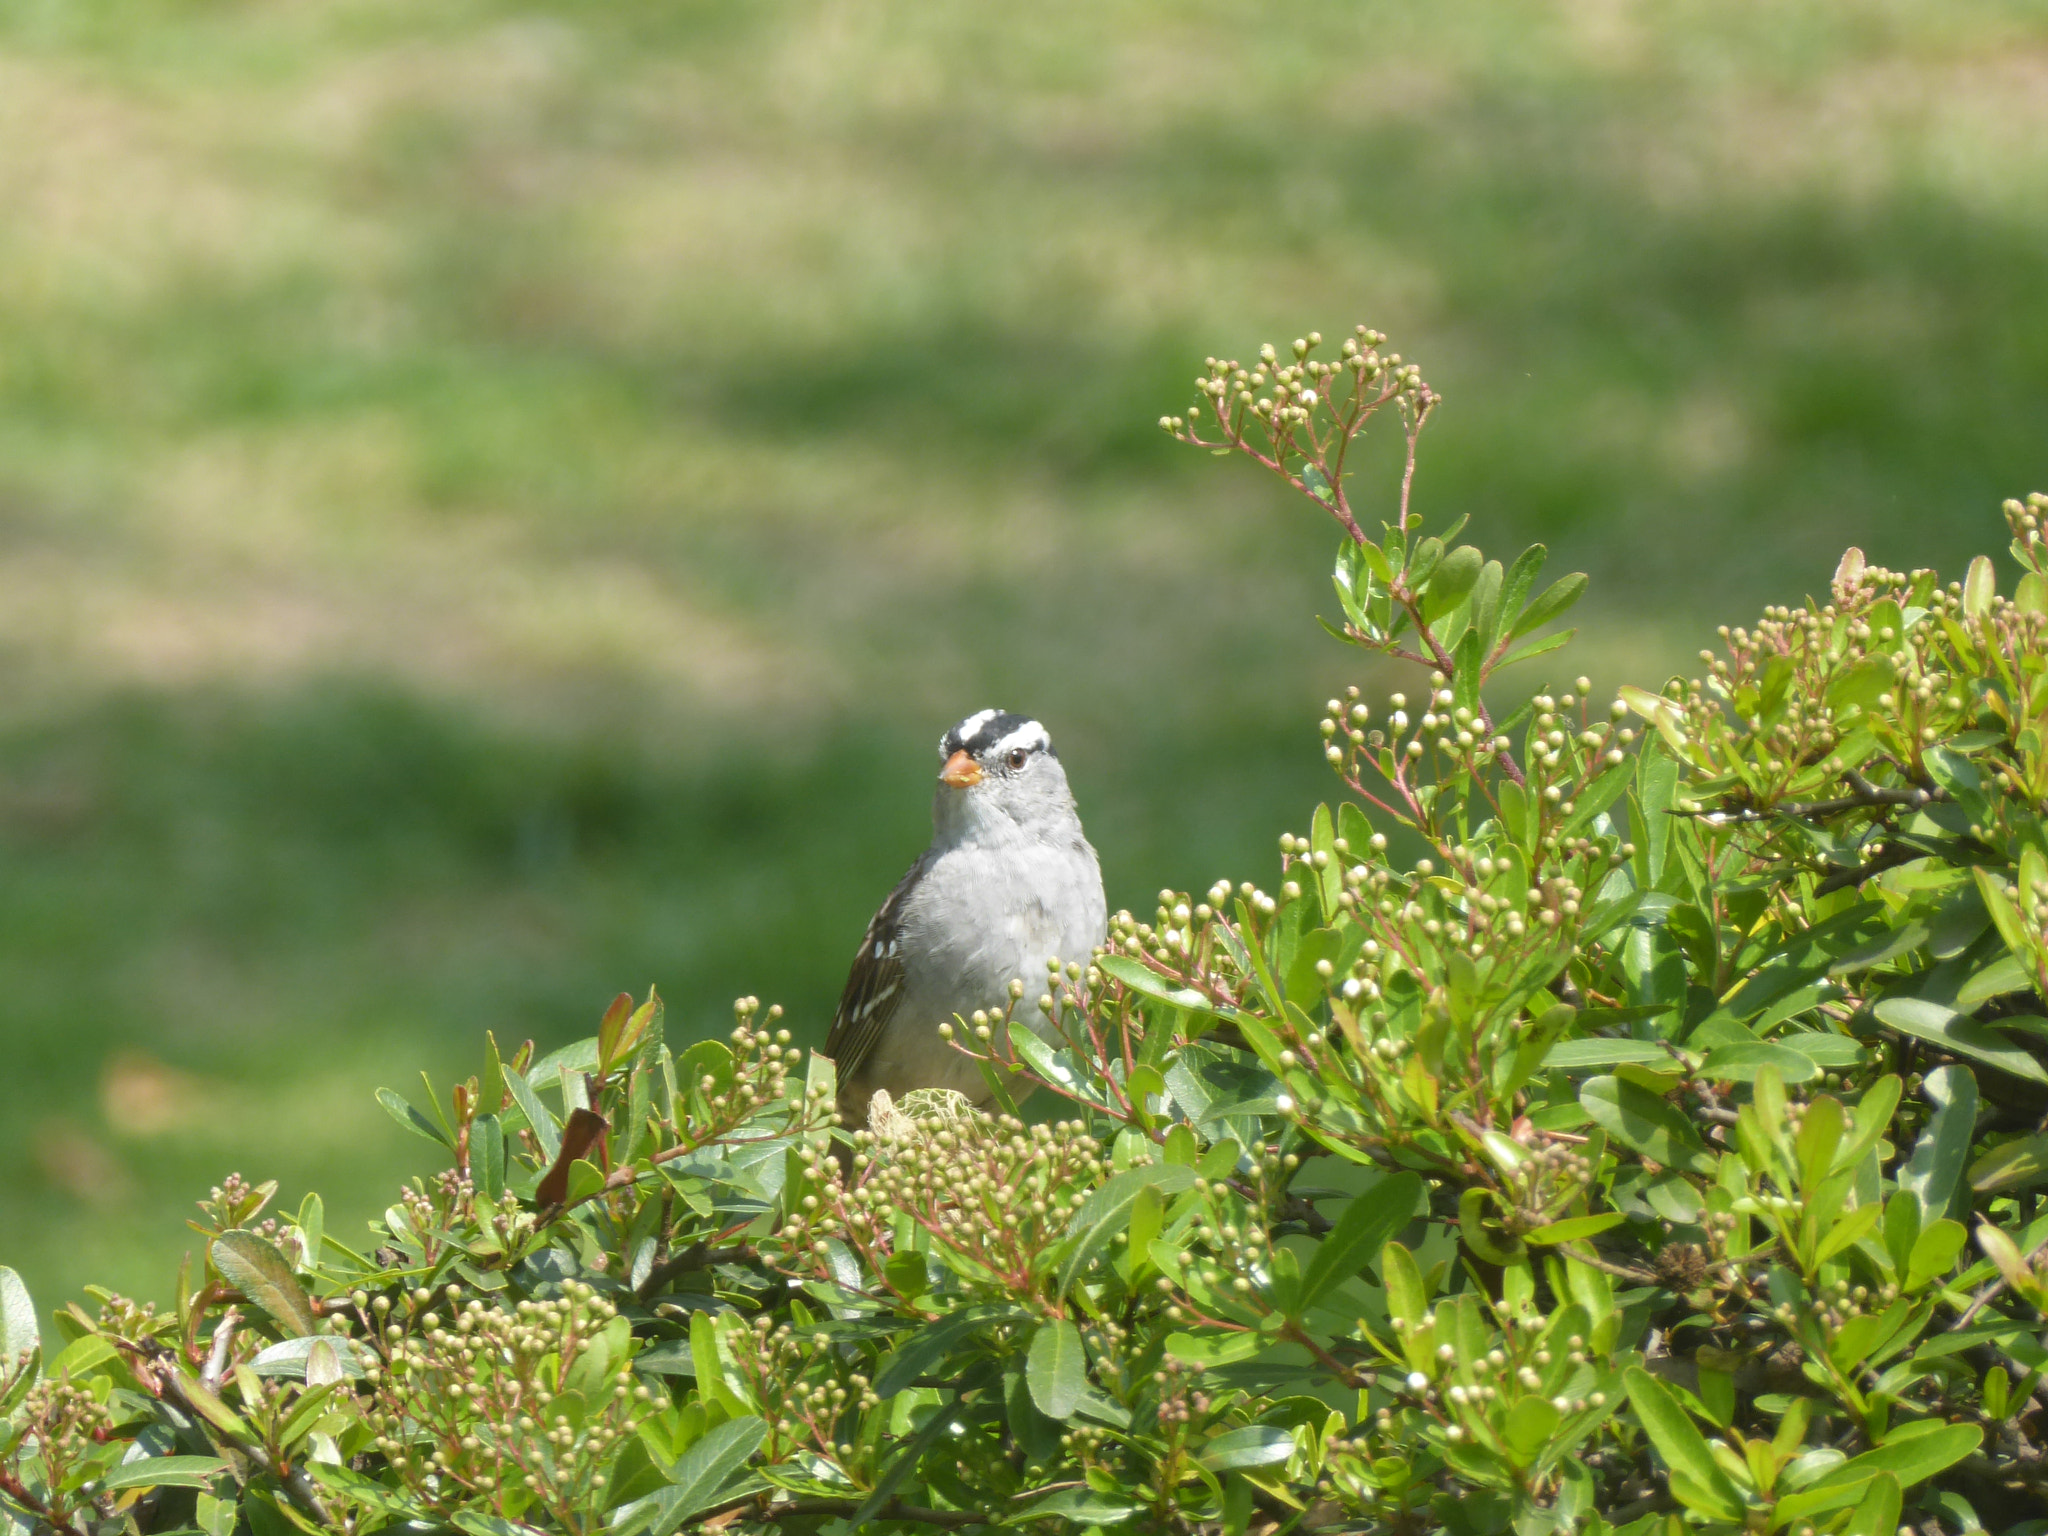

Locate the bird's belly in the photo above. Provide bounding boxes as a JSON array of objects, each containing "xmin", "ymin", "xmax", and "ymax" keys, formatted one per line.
[
  {"xmin": 850, "ymin": 864, "xmax": 1102, "ymax": 1108},
  {"xmin": 902, "ymin": 897, "xmax": 1086, "ymax": 1019}
]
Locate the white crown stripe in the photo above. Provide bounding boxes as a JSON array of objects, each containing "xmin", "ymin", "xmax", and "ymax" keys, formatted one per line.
[{"xmin": 940, "ymin": 707, "xmax": 1002, "ymax": 754}]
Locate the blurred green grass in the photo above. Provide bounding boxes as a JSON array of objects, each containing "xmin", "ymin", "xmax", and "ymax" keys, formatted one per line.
[{"xmin": 1, "ymin": 0, "xmax": 2044, "ymax": 1310}]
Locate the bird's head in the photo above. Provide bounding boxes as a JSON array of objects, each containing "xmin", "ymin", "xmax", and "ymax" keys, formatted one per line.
[{"xmin": 933, "ymin": 708, "xmax": 1077, "ymax": 839}]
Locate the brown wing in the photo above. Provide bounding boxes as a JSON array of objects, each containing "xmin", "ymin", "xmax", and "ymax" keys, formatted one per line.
[{"xmin": 823, "ymin": 853, "xmax": 931, "ymax": 1088}]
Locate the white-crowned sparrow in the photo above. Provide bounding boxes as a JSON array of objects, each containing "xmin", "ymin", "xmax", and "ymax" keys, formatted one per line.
[{"xmin": 824, "ymin": 709, "xmax": 1106, "ymax": 1127}]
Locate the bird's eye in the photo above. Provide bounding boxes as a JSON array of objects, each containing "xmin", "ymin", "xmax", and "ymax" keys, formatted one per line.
[{"xmin": 1006, "ymin": 748, "xmax": 1030, "ymax": 770}]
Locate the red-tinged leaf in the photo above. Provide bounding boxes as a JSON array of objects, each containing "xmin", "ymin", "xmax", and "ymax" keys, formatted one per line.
[
  {"xmin": 210, "ymin": 1230, "xmax": 318, "ymax": 1338},
  {"xmin": 536, "ymin": 1108, "xmax": 608, "ymax": 1207},
  {"xmin": 596, "ymin": 992, "xmax": 634, "ymax": 1068}
]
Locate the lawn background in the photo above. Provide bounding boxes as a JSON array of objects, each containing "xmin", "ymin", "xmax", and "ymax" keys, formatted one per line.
[{"xmin": 1, "ymin": 0, "xmax": 2044, "ymax": 1311}]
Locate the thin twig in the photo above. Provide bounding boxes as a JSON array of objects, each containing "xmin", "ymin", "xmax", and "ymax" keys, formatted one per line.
[
  {"xmin": 693, "ymin": 1494, "xmax": 992, "ymax": 1529},
  {"xmin": 0, "ymin": 1470, "xmax": 92, "ymax": 1536},
  {"xmin": 155, "ymin": 1366, "xmax": 341, "ymax": 1530},
  {"xmin": 636, "ymin": 1237, "xmax": 757, "ymax": 1303},
  {"xmin": 203, "ymin": 1307, "xmax": 238, "ymax": 1392}
]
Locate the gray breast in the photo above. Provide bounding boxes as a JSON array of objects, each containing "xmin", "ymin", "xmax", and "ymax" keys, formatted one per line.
[
  {"xmin": 851, "ymin": 837, "xmax": 1105, "ymax": 1100},
  {"xmin": 897, "ymin": 839, "xmax": 1105, "ymax": 1015}
]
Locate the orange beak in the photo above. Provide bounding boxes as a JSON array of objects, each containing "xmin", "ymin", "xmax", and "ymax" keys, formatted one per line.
[{"xmin": 940, "ymin": 749, "xmax": 983, "ymax": 788}]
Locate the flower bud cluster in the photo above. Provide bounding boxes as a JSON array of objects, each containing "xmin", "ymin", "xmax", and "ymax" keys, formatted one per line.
[
  {"xmin": 1181, "ymin": 1202, "xmax": 1276, "ymax": 1314},
  {"xmin": 2002, "ymin": 492, "xmax": 2048, "ymax": 570},
  {"xmin": 357, "ymin": 1280, "xmax": 639, "ymax": 1523},
  {"xmin": 0, "ymin": 1346, "xmax": 35, "ymax": 1398},
  {"xmin": 93, "ymin": 1292, "xmax": 165, "ymax": 1342},
  {"xmin": 1168, "ymin": 326, "xmax": 1422, "ymax": 431},
  {"xmin": 1766, "ymin": 1273, "xmax": 1901, "ymax": 1336},
  {"xmin": 697, "ymin": 1004, "xmax": 807, "ymax": 1138},
  {"xmin": 1150, "ymin": 1355, "xmax": 1214, "ymax": 1428},
  {"xmin": 198, "ymin": 1171, "xmax": 277, "ymax": 1232},
  {"xmin": 1392, "ymin": 1310, "xmax": 1612, "ymax": 1460},
  {"xmin": 1686, "ymin": 549, "xmax": 2048, "ymax": 829},
  {"xmin": 1163, "ymin": 328, "xmax": 1436, "ymax": 517},
  {"xmin": 15, "ymin": 1374, "xmax": 115, "ymax": 1510},
  {"xmin": 731, "ymin": 1315, "xmax": 882, "ymax": 1461},
  {"xmin": 1499, "ymin": 1139, "xmax": 1597, "ymax": 1227},
  {"xmin": 398, "ymin": 1169, "xmax": 478, "ymax": 1254},
  {"xmin": 774, "ymin": 1110, "xmax": 1106, "ymax": 1295}
]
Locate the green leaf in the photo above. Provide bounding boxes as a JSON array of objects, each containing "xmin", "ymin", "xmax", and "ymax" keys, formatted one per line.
[
  {"xmin": 1958, "ymin": 954, "xmax": 2033, "ymax": 1011},
  {"xmin": 504, "ymin": 1066, "xmax": 560, "ymax": 1164},
  {"xmin": 249, "ymin": 1335, "xmax": 370, "ymax": 1379},
  {"xmin": 1423, "ymin": 544, "xmax": 1484, "ymax": 618},
  {"xmin": 1499, "ymin": 628, "xmax": 1576, "ymax": 669},
  {"xmin": 376, "ymin": 1087, "xmax": 453, "ymax": 1148},
  {"xmin": 1827, "ymin": 657, "xmax": 1895, "ymax": 716},
  {"xmin": 1011, "ymin": 1028, "xmax": 1083, "ymax": 1098},
  {"xmin": 1406, "ymin": 536, "xmax": 1445, "ymax": 589},
  {"xmin": 98, "ymin": 1456, "xmax": 231, "ymax": 1492},
  {"xmin": 210, "ymin": 1231, "xmax": 318, "ymax": 1338},
  {"xmin": 1097, "ymin": 954, "xmax": 1230, "ymax": 1018},
  {"xmin": 1496, "ymin": 543, "xmax": 1548, "ymax": 638},
  {"xmin": 1828, "ymin": 917, "xmax": 1931, "ymax": 975},
  {"xmin": 1905, "ymin": 1219, "xmax": 1969, "ymax": 1291},
  {"xmin": 1840, "ymin": 1472, "xmax": 1902, "ymax": 1536},
  {"xmin": 1898, "ymin": 1063, "xmax": 1980, "ymax": 1226},
  {"xmin": 611, "ymin": 1416, "xmax": 765, "ymax": 1535},
  {"xmin": 1055, "ymin": 1164, "xmax": 1196, "ymax": 1296},
  {"xmin": 480, "ymin": 1029, "xmax": 507, "ymax": 1121},
  {"xmin": 1963, "ymin": 554, "xmax": 1996, "ymax": 619},
  {"xmin": 278, "ymin": 1378, "xmax": 342, "ymax": 1444},
  {"xmin": 600, "ymin": 991, "xmax": 661, "ymax": 1072},
  {"xmin": 1504, "ymin": 1395, "xmax": 1563, "ymax": 1461},
  {"xmin": 1622, "ymin": 1367, "xmax": 1746, "ymax": 1520},
  {"xmin": 872, "ymin": 1305, "xmax": 1024, "ymax": 1398},
  {"xmin": 1333, "ymin": 540, "xmax": 1372, "ymax": 631},
  {"xmin": 1971, "ymin": 1133, "xmax": 2048, "ymax": 1194},
  {"xmin": 1824, "ymin": 1422, "xmax": 1981, "ymax": 1495},
  {"xmin": 1381, "ymin": 1242, "xmax": 1429, "ymax": 1334},
  {"xmin": 456, "ymin": 1514, "xmax": 543, "ymax": 1536},
  {"xmin": 295, "ymin": 1193, "xmax": 324, "ymax": 1274},
  {"xmin": 0, "ymin": 1266, "xmax": 38, "ymax": 1357},
  {"xmin": 1525, "ymin": 1213, "xmax": 1626, "ymax": 1246},
  {"xmin": 1296, "ymin": 1172, "xmax": 1423, "ymax": 1315},
  {"xmin": 662, "ymin": 1413, "xmax": 765, "ymax": 1516},
  {"xmin": 1027, "ymin": 1320, "xmax": 1086, "ymax": 1420},
  {"xmin": 471, "ymin": 1113, "xmax": 506, "ymax": 1202},
  {"xmin": 1198, "ymin": 1425, "xmax": 1295, "ymax": 1473},
  {"xmin": 1013, "ymin": 1488, "xmax": 1139, "ymax": 1524},
  {"xmin": 1977, "ymin": 1224, "xmax": 2035, "ymax": 1293},
  {"xmin": 1696, "ymin": 1041, "xmax": 1819, "ymax": 1084},
  {"xmin": 1840, "ymin": 1074, "xmax": 1903, "ymax": 1171},
  {"xmin": 1544, "ymin": 1038, "xmax": 1679, "ymax": 1070},
  {"xmin": 1795, "ymin": 1093, "xmax": 1844, "ymax": 1192},
  {"xmin": 1976, "ymin": 867, "xmax": 2034, "ymax": 966},
  {"xmin": 1511, "ymin": 571, "xmax": 1588, "ymax": 639},
  {"xmin": 1468, "ymin": 559, "xmax": 1505, "ymax": 658},
  {"xmin": 307, "ymin": 1462, "xmax": 424, "ymax": 1519},
  {"xmin": 1875, "ymin": 997, "xmax": 2048, "ymax": 1085},
  {"xmin": 302, "ymin": 1340, "xmax": 345, "ymax": 1391},
  {"xmin": 1618, "ymin": 684, "xmax": 1690, "ymax": 759},
  {"xmin": 1580, "ymin": 1076, "xmax": 1716, "ymax": 1175},
  {"xmin": 174, "ymin": 1373, "xmax": 253, "ymax": 1441}
]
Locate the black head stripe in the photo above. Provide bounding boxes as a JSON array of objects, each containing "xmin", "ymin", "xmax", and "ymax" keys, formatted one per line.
[{"xmin": 939, "ymin": 709, "xmax": 1056, "ymax": 759}]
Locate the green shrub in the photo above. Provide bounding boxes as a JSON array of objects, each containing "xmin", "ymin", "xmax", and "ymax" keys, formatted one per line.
[{"xmin": 7, "ymin": 328, "xmax": 2048, "ymax": 1536}]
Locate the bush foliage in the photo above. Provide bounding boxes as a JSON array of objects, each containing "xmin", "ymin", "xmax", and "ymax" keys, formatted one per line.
[{"xmin": 8, "ymin": 330, "xmax": 2048, "ymax": 1536}]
